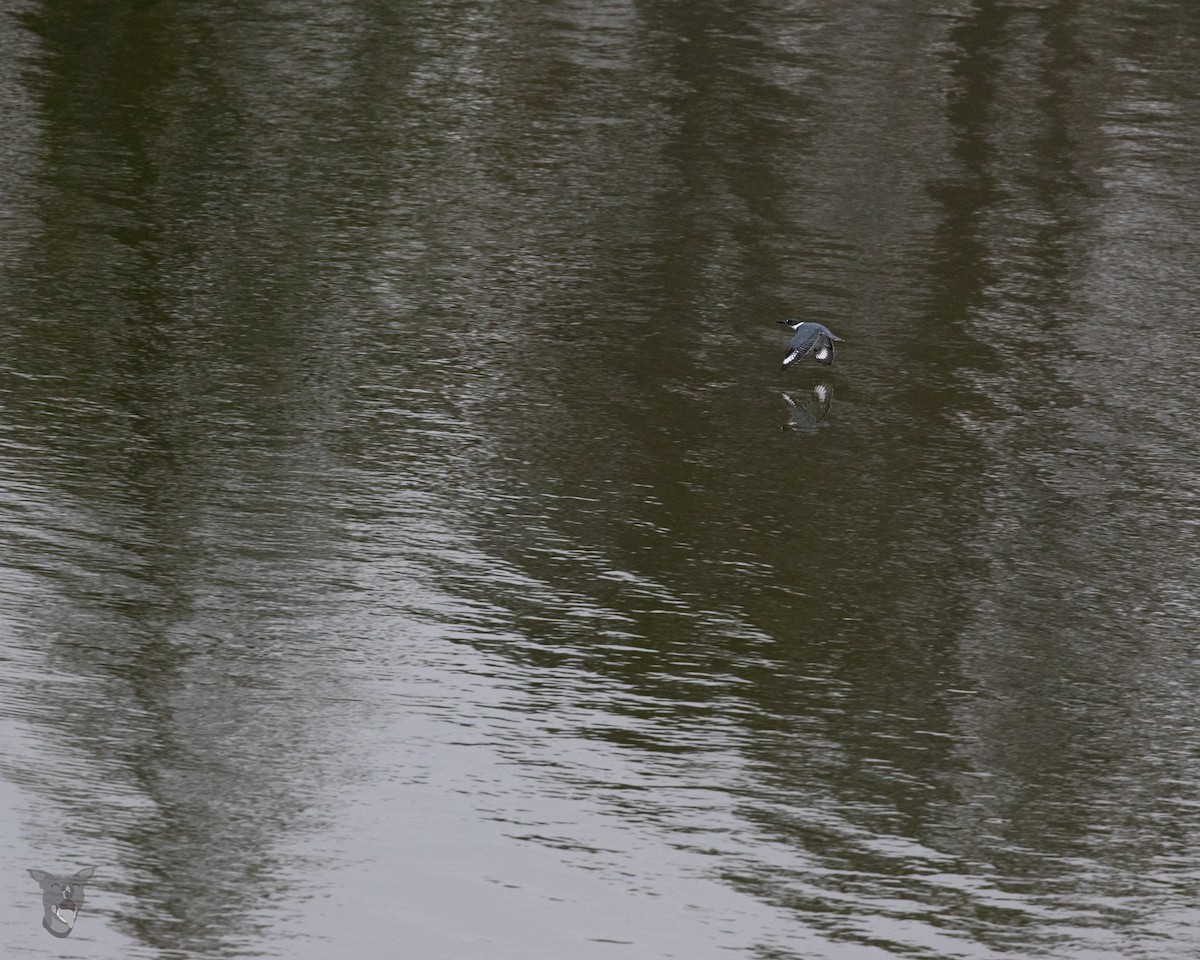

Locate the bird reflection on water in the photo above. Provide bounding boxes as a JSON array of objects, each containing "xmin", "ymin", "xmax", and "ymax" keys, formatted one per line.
[{"xmin": 781, "ymin": 382, "xmax": 833, "ymax": 433}]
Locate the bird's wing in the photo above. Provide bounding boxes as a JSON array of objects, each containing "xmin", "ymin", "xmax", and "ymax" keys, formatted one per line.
[
  {"xmin": 789, "ymin": 325, "xmax": 819, "ymax": 354},
  {"xmin": 781, "ymin": 348, "xmax": 804, "ymax": 369},
  {"xmin": 813, "ymin": 334, "xmax": 836, "ymax": 366}
]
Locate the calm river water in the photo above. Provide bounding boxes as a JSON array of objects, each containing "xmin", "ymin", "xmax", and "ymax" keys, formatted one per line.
[{"xmin": 2, "ymin": 1, "xmax": 1199, "ymax": 957}]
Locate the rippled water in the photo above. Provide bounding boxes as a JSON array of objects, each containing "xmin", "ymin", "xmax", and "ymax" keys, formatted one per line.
[{"xmin": 2, "ymin": 1, "xmax": 1199, "ymax": 957}]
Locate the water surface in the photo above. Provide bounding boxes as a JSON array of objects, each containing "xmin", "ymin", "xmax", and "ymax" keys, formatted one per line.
[{"xmin": 2, "ymin": 1, "xmax": 1199, "ymax": 957}]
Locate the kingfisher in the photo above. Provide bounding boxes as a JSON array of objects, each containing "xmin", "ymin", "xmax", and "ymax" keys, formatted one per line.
[{"xmin": 778, "ymin": 319, "xmax": 844, "ymax": 369}]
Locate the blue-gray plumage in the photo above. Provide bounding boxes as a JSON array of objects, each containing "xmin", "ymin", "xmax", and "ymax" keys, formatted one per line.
[{"xmin": 778, "ymin": 318, "xmax": 844, "ymax": 369}]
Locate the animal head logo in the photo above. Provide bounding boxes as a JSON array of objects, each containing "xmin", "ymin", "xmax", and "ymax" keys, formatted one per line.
[{"xmin": 27, "ymin": 866, "xmax": 96, "ymax": 938}]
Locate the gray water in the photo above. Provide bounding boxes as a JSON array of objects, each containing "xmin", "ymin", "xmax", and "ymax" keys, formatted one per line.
[{"xmin": 2, "ymin": 1, "xmax": 1199, "ymax": 957}]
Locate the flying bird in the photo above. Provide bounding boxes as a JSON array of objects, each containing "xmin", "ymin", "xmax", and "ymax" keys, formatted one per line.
[{"xmin": 778, "ymin": 319, "xmax": 844, "ymax": 369}]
